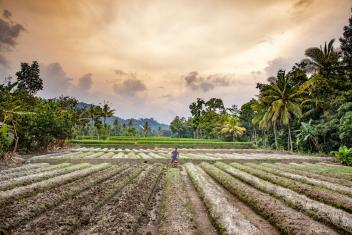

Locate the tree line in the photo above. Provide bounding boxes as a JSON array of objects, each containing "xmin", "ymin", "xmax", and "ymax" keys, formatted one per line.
[
  {"xmin": 0, "ymin": 62, "xmax": 164, "ymax": 159},
  {"xmin": 170, "ymin": 13, "xmax": 352, "ymax": 157}
]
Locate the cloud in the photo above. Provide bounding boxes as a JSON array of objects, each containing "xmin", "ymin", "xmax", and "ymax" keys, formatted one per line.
[
  {"xmin": 3, "ymin": 9, "xmax": 12, "ymax": 19},
  {"xmin": 251, "ymin": 70, "xmax": 262, "ymax": 78},
  {"xmin": 0, "ymin": 9, "xmax": 24, "ymax": 68},
  {"xmin": 77, "ymin": 73, "xmax": 93, "ymax": 91},
  {"xmin": 184, "ymin": 71, "xmax": 231, "ymax": 92},
  {"xmin": 114, "ymin": 69, "xmax": 128, "ymax": 76},
  {"xmin": 293, "ymin": 0, "xmax": 314, "ymax": 8},
  {"xmin": 0, "ymin": 10, "xmax": 25, "ymax": 48},
  {"xmin": 264, "ymin": 57, "xmax": 294, "ymax": 77},
  {"xmin": 39, "ymin": 62, "xmax": 73, "ymax": 98},
  {"xmin": 113, "ymin": 77, "xmax": 147, "ymax": 96}
]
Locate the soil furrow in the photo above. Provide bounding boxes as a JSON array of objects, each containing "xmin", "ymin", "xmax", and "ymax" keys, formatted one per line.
[
  {"xmin": 201, "ymin": 162, "xmax": 338, "ymax": 235},
  {"xmin": 11, "ymin": 165, "xmax": 144, "ymax": 235},
  {"xmin": 0, "ymin": 163, "xmax": 111, "ymax": 204},
  {"xmin": 268, "ymin": 163, "xmax": 352, "ymax": 188},
  {"xmin": 0, "ymin": 165, "xmax": 128, "ymax": 232},
  {"xmin": 216, "ymin": 162, "xmax": 350, "ymax": 234},
  {"xmin": 185, "ymin": 163, "xmax": 263, "ymax": 235},
  {"xmin": 243, "ymin": 162, "xmax": 352, "ymax": 213},
  {"xmin": 180, "ymin": 168, "xmax": 218, "ymax": 235},
  {"xmin": 76, "ymin": 164, "xmax": 162, "ymax": 234},
  {"xmin": 0, "ymin": 163, "xmax": 89, "ymax": 191},
  {"xmin": 253, "ymin": 163, "xmax": 352, "ymax": 197},
  {"xmin": 0, "ymin": 164, "xmax": 49, "ymax": 174},
  {"xmin": 136, "ymin": 169, "xmax": 165, "ymax": 235},
  {"xmin": 158, "ymin": 168, "xmax": 198, "ymax": 235}
]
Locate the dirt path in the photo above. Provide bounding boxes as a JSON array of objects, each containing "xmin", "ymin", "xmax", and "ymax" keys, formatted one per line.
[
  {"xmin": 158, "ymin": 167, "xmax": 198, "ymax": 235},
  {"xmin": 180, "ymin": 169, "xmax": 218, "ymax": 235},
  {"xmin": 136, "ymin": 170, "xmax": 165, "ymax": 235}
]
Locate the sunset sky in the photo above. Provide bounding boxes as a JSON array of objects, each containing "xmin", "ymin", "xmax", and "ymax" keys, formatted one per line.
[{"xmin": 0, "ymin": 0, "xmax": 350, "ymax": 123}]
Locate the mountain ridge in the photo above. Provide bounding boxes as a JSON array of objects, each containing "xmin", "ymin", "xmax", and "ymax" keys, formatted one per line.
[{"xmin": 76, "ymin": 102, "xmax": 170, "ymax": 131}]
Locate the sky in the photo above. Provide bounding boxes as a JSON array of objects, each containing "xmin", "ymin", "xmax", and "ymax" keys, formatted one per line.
[{"xmin": 0, "ymin": 0, "xmax": 351, "ymax": 124}]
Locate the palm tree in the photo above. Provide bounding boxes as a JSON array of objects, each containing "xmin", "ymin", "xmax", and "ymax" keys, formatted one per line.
[
  {"xmin": 101, "ymin": 101, "xmax": 115, "ymax": 125},
  {"xmin": 259, "ymin": 70, "xmax": 303, "ymax": 151},
  {"xmin": 304, "ymin": 39, "xmax": 339, "ymax": 75},
  {"xmin": 301, "ymin": 39, "xmax": 340, "ymax": 91},
  {"xmin": 219, "ymin": 115, "xmax": 246, "ymax": 141},
  {"xmin": 251, "ymin": 98, "xmax": 272, "ymax": 148}
]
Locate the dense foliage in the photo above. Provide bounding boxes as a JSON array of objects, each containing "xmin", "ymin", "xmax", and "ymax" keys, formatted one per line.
[
  {"xmin": 170, "ymin": 98, "xmax": 245, "ymax": 141},
  {"xmin": 170, "ymin": 13, "xmax": 352, "ymax": 159},
  {"xmin": 0, "ymin": 63, "xmax": 83, "ymax": 158}
]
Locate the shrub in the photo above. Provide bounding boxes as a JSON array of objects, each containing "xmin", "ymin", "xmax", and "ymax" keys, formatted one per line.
[
  {"xmin": 332, "ymin": 146, "xmax": 352, "ymax": 166},
  {"xmin": 0, "ymin": 124, "xmax": 13, "ymax": 158}
]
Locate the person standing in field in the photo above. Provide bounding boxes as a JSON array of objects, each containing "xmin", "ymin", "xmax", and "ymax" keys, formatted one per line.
[{"xmin": 171, "ymin": 147, "xmax": 179, "ymax": 167}]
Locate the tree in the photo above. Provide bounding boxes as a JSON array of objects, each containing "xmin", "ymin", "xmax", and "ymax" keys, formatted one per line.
[
  {"xmin": 205, "ymin": 98, "xmax": 226, "ymax": 113},
  {"xmin": 170, "ymin": 116, "xmax": 185, "ymax": 137},
  {"xmin": 219, "ymin": 115, "xmax": 246, "ymax": 141},
  {"xmin": 88, "ymin": 105, "xmax": 103, "ymax": 129},
  {"xmin": 112, "ymin": 119, "xmax": 121, "ymax": 136},
  {"xmin": 259, "ymin": 70, "xmax": 303, "ymax": 151},
  {"xmin": 304, "ymin": 39, "xmax": 339, "ymax": 76},
  {"xmin": 340, "ymin": 13, "xmax": 352, "ymax": 77},
  {"xmin": 239, "ymin": 99, "xmax": 257, "ymax": 143},
  {"xmin": 227, "ymin": 104, "xmax": 239, "ymax": 117},
  {"xmin": 142, "ymin": 121, "xmax": 151, "ymax": 136},
  {"xmin": 101, "ymin": 101, "xmax": 115, "ymax": 125},
  {"xmin": 16, "ymin": 61, "xmax": 43, "ymax": 94},
  {"xmin": 157, "ymin": 126, "xmax": 162, "ymax": 136},
  {"xmin": 295, "ymin": 119, "xmax": 319, "ymax": 152},
  {"xmin": 189, "ymin": 98, "xmax": 205, "ymax": 138}
]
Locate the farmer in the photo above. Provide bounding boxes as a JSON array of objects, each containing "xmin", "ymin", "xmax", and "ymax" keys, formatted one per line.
[{"xmin": 171, "ymin": 147, "xmax": 179, "ymax": 166}]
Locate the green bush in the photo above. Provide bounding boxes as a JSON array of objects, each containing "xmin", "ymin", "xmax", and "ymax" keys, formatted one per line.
[
  {"xmin": 331, "ymin": 146, "xmax": 352, "ymax": 166},
  {"xmin": 0, "ymin": 124, "xmax": 13, "ymax": 158}
]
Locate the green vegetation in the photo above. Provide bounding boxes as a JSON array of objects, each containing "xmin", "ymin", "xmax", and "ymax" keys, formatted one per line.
[{"xmin": 331, "ymin": 146, "xmax": 352, "ymax": 166}]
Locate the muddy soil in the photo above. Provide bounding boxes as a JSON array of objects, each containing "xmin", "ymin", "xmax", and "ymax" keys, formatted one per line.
[
  {"xmin": 0, "ymin": 165, "xmax": 127, "ymax": 232},
  {"xmin": 9, "ymin": 165, "xmax": 135, "ymax": 234},
  {"xmin": 180, "ymin": 169, "xmax": 218, "ymax": 235},
  {"xmin": 158, "ymin": 168, "xmax": 198, "ymax": 235},
  {"xmin": 136, "ymin": 170, "xmax": 165, "ymax": 235},
  {"xmin": 76, "ymin": 164, "xmax": 162, "ymax": 234}
]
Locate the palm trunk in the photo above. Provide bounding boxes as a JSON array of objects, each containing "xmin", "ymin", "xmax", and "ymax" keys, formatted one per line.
[
  {"xmin": 288, "ymin": 124, "xmax": 293, "ymax": 152},
  {"xmin": 262, "ymin": 130, "xmax": 266, "ymax": 147},
  {"xmin": 255, "ymin": 129, "xmax": 257, "ymax": 145},
  {"xmin": 273, "ymin": 122, "xmax": 278, "ymax": 150}
]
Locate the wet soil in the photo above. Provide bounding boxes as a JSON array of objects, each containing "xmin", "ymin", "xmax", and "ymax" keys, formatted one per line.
[
  {"xmin": 158, "ymin": 168, "xmax": 198, "ymax": 235},
  {"xmin": 136, "ymin": 170, "xmax": 165, "ymax": 235},
  {"xmin": 180, "ymin": 169, "xmax": 218, "ymax": 235}
]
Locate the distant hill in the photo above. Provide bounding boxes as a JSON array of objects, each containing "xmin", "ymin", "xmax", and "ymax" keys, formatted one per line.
[{"xmin": 76, "ymin": 102, "xmax": 170, "ymax": 131}]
